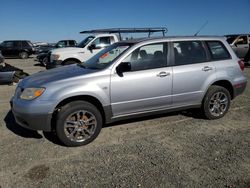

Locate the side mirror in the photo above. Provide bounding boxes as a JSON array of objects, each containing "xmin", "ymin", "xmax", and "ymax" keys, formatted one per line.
[
  {"xmin": 116, "ymin": 62, "xmax": 131, "ymax": 76},
  {"xmin": 88, "ymin": 44, "xmax": 96, "ymax": 53}
]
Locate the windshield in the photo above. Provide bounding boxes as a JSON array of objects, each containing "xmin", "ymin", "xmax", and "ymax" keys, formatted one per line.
[
  {"xmin": 77, "ymin": 36, "xmax": 95, "ymax": 48},
  {"xmin": 80, "ymin": 43, "xmax": 131, "ymax": 70},
  {"xmin": 226, "ymin": 36, "xmax": 237, "ymax": 44}
]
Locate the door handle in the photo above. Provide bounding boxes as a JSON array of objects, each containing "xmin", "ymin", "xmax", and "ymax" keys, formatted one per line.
[
  {"xmin": 157, "ymin": 72, "xmax": 170, "ymax": 77},
  {"xmin": 202, "ymin": 66, "xmax": 213, "ymax": 72}
]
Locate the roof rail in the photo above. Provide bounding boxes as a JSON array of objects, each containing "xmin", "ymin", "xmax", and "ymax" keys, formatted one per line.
[{"xmin": 80, "ymin": 27, "xmax": 168, "ymax": 40}]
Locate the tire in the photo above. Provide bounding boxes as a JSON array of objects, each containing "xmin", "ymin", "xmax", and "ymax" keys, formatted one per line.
[
  {"xmin": 63, "ymin": 60, "xmax": 77, "ymax": 66},
  {"xmin": 56, "ymin": 101, "xmax": 103, "ymax": 147},
  {"xmin": 19, "ymin": 52, "xmax": 28, "ymax": 59},
  {"xmin": 41, "ymin": 57, "xmax": 48, "ymax": 66},
  {"xmin": 202, "ymin": 85, "xmax": 231, "ymax": 120}
]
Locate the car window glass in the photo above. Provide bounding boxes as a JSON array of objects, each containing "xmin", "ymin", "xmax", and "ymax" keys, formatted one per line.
[
  {"xmin": 122, "ymin": 43, "xmax": 167, "ymax": 71},
  {"xmin": 92, "ymin": 37, "xmax": 111, "ymax": 48},
  {"xmin": 173, "ymin": 41, "xmax": 207, "ymax": 66},
  {"xmin": 22, "ymin": 41, "xmax": 30, "ymax": 48},
  {"xmin": 207, "ymin": 41, "xmax": 231, "ymax": 60},
  {"xmin": 236, "ymin": 36, "xmax": 248, "ymax": 45},
  {"xmin": 83, "ymin": 44, "xmax": 130, "ymax": 69},
  {"xmin": 4, "ymin": 41, "xmax": 14, "ymax": 48},
  {"xmin": 57, "ymin": 41, "xmax": 66, "ymax": 47},
  {"xmin": 226, "ymin": 36, "xmax": 237, "ymax": 44},
  {"xmin": 69, "ymin": 41, "xmax": 75, "ymax": 46}
]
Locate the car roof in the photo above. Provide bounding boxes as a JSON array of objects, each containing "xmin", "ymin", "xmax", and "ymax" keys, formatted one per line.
[
  {"xmin": 117, "ymin": 36, "xmax": 226, "ymax": 45},
  {"xmin": 3, "ymin": 40, "xmax": 31, "ymax": 42},
  {"xmin": 225, "ymin": 34, "xmax": 250, "ymax": 37}
]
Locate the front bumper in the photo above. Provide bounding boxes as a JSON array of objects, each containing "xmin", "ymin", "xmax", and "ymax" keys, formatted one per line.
[{"xmin": 10, "ymin": 98, "xmax": 54, "ymax": 131}]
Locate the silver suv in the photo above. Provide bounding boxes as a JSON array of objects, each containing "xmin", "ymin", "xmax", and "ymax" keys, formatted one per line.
[{"xmin": 11, "ymin": 36, "xmax": 247, "ymax": 146}]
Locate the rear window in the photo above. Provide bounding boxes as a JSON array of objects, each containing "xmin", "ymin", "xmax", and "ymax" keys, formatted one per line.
[{"xmin": 206, "ymin": 41, "xmax": 231, "ymax": 60}]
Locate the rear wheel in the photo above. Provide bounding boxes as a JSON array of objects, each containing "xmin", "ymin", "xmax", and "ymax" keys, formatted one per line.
[
  {"xmin": 56, "ymin": 101, "xmax": 103, "ymax": 147},
  {"xmin": 19, "ymin": 52, "xmax": 28, "ymax": 59},
  {"xmin": 202, "ymin": 85, "xmax": 231, "ymax": 119}
]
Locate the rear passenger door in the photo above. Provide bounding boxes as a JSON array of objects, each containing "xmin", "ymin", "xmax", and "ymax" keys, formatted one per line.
[{"xmin": 171, "ymin": 40, "xmax": 215, "ymax": 107}]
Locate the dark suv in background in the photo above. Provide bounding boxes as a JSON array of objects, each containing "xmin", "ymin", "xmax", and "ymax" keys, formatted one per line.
[{"xmin": 0, "ymin": 40, "xmax": 35, "ymax": 59}]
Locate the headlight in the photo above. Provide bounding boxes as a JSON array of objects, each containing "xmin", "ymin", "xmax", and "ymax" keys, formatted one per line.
[
  {"xmin": 20, "ymin": 88, "xmax": 45, "ymax": 100},
  {"xmin": 51, "ymin": 54, "xmax": 60, "ymax": 60}
]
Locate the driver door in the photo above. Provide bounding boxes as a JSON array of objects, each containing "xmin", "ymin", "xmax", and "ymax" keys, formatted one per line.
[{"xmin": 110, "ymin": 42, "xmax": 172, "ymax": 117}]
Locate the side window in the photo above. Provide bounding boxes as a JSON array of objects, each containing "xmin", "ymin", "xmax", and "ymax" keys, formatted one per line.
[
  {"xmin": 69, "ymin": 40, "xmax": 76, "ymax": 46},
  {"xmin": 207, "ymin": 41, "xmax": 231, "ymax": 60},
  {"xmin": 93, "ymin": 37, "xmax": 112, "ymax": 48},
  {"xmin": 122, "ymin": 43, "xmax": 167, "ymax": 71},
  {"xmin": 4, "ymin": 41, "xmax": 14, "ymax": 48},
  {"xmin": 173, "ymin": 41, "xmax": 207, "ymax": 66},
  {"xmin": 22, "ymin": 41, "xmax": 30, "ymax": 48},
  {"xmin": 14, "ymin": 41, "xmax": 22, "ymax": 48},
  {"xmin": 57, "ymin": 41, "xmax": 66, "ymax": 47},
  {"xmin": 236, "ymin": 36, "xmax": 248, "ymax": 45}
]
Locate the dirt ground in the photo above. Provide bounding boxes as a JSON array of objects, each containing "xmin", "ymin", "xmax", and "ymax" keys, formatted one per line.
[{"xmin": 0, "ymin": 57, "xmax": 249, "ymax": 188}]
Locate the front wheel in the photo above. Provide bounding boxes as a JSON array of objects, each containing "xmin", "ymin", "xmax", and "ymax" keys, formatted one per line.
[
  {"xmin": 19, "ymin": 52, "xmax": 28, "ymax": 59},
  {"xmin": 56, "ymin": 101, "xmax": 103, "ymax": 147},
  {"xmin": 202, "ymin": 85, "xmax": 231, "ymax": 120}
]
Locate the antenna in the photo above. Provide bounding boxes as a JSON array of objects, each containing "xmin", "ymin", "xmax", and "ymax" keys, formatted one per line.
[{"xmin": 194, "ymin": 21, "xmax": 208, "ymax": 36}]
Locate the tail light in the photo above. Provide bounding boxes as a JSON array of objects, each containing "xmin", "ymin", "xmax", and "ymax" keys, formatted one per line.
[{"xmin": 238, "ymin": 60, "xmax": 245, "ymax": 71}]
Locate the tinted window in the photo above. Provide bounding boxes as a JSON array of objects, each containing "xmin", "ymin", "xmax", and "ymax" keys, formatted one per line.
[
  {"xmin": 173, "ymin": 41, "xmax": 207, "ymax": 66},
  {"xmin": 69, "ymin": 40, "xmax": 76, "ymax": 46},
  {"xmin": 4, "ymin": 41, "xmax": 14, "ymax": 48},
  {"xmin": 22, "ymin": 41, "xmax": 30, "ymax": 48},
  {"xmin": 122, "ymin": 43, "xmax": 167, "ymax": 71},
  {"xmin": 207, "ymin": 41, "xmax": 231, "ymax": 60}
]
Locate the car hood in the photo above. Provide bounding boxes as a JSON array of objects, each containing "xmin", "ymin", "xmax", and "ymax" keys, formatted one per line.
[
  {"xmin": 20, "ymin": 65, "xmax": 97, "ymax": 87},
  {"xmin": 51, "ymin": 47, "xmax": 83, "ymax": 54}
]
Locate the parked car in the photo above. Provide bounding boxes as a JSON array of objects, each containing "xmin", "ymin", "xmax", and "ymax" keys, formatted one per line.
[
  {"xmin": 11, "ymin": 36, "xmax": 247, "ymax": 147},
  {"xmin": 226, "ymin": 34, "xmax": 250, "ymax": 63},
  {"xmin": 0, "ymin": 51, "xmax": 28, "ymax": 84},
  {"xmin": 0, "ymin": 50, "xmax": 4, "ymax": 64},
  {"xmin": 0, "ymin": 40, "xmax": 35, "ymax": 59},
  {"xmin": 46, "ymin": 28, "xmax": 167, "ymax": 69},
  {"xmin": 36, "ymin": 40, "xmax": 77, "ymax": 66}
]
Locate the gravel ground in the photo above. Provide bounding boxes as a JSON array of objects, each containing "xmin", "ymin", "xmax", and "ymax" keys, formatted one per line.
[{"xmin": 0, "ymin": 57, "xmax": 249, "ymax": 188}]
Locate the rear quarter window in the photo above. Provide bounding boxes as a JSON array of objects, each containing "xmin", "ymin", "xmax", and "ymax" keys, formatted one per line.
[{"xmin": 206, "ymin": 41, "xmax": 231, "ymax": 60}]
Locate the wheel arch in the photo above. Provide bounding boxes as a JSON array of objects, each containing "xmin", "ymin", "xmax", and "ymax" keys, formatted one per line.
[
  {"xmin": 210, "ymin": 80, "xmax": 234, "ymax": 99},
  {"xmin": 51, "ymin": 95, "xmax": 109, "ymax": 130},
  {"xmin": 62, "ymin": 58, "xmax": 81, "ymax": 65}
]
